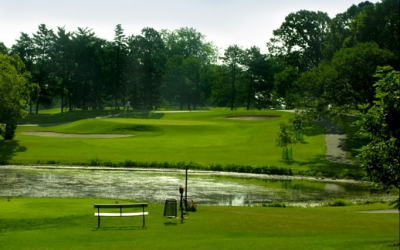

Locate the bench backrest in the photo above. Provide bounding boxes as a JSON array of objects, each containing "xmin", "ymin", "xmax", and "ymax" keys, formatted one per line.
[{"xmin": 94, "ymin": 203, "xmax": 148, "ymax": 209}]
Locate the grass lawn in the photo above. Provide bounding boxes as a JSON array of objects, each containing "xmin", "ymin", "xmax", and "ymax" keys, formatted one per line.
[
  {"xmin": 1, "ymin": 197, "xmax": 398, "ymax": 250},
  {"xmin": 0, "ymin": 108, "xmax": 364, "ymax": 179}
]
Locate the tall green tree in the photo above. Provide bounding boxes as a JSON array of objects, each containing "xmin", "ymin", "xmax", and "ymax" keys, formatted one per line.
[
  {"xmin": 0, "ymin": 53, "xmax": 33, "ymax": 140},
  {"xmin": 347, "ymin": 0, "xmax": 399, "ymax": 65},
  {"xmin": 11, "ymin": 33, "xmax": 37, "ymax": 113},
  {"xmin": 327, "ymin": 42, "xmax": 394, "ymax": 109},
  {"xmin": 0, "ymin": 42, "xmax": 8, "ymax": 54},
  {"xmin": 52, "ymin": 27, "xmax": 75, "ymax": 113},
  {"xmin": 222, "ymin": 45, "xmax": 245, "ymax": 110},
  {"xmin": 111, "ymin": 24, "xmax": 127, "ymax": 109},
  {"xmin": 125, "ymin": 35, "xmax": 144, "ymax": 109},
  {"xmin": 297, "ymin": 42, "xmax": 395, "ymax": 115},
  {"xmin": 323, "ymin": 1, "xmax": 374, "ymax": 60},
  {"xmin": 210, "ymin": 64, "xmax": 231, "ymax": 107},
  {"xmin": 32, "ymin": 24, "xmax": 56, "ymax": 113},
  {"xmin": 71, "ymin": 28, "xmax": 106, "ymax": 110},
  {"xmin": 138, "ymin": 27, "xmax": 166, "ymax": 109},
  {"xmin": 359, "ymin": 67, "xmax": 399, "ymax": 209},
  {"xmin": 268, "ymin": 10, "xmax": 330, "ymax": 71},
  {"xmin": 162, "ymin": 27, "xmax": 217, "ymax": 109},
  {"xmin": 273, "ymin": 66, "xmax": 300, "ymax": 108},
  {"xmin": 242, "ymin": 47, "xmax": 277, "ymax": 110},
  {"xmin": 164, "ymin": 55, "xmax": 187, "ymax": 108}
]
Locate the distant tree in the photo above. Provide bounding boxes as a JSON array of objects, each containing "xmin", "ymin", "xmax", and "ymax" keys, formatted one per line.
[
  {"xmin": 359, "ymin": 66, "xmax": 399, "ymax": 209},
  {"xmin": 268, "ymin": 10, "xmax": 330, "ymax": 71},
  {"xmin": 0, "ymin": 42, "xmax": 8, "ymax": 54},
  {"xmin": 347, "ymin": 0, "xmax": 399, "ymax": 66},
  {"xmin": 222, "ymin": 45, "xmax": 245, "ymax": 110},
  {"xmin": 0, "ymin": 53, "xmax": 33, "ymax": 140},
  {"xmin": 242, "ymin": 46, "xmax": 276, "ymax": 110},
  {"xmin": 164, "ymin": 27, "xmax": 217, "ymax": 63},
  {"xmin": 32, "ymin": 24, "xmax": 56, "ymax": 113},
  {"xmin": 322, "ymin": 1, "xmax": 374, "ymax": 60},
  {"xmin": 164, "ymin": 55, "xmax": 187, "ymax": 108},
  {"xmin": 138, "ymin": 27, "xmax": 166, "ymax": 109},
  {"xmin": 11, "ymin": 33, "xmax": 36, "ymax": 113},
  {"xmin": 126, "ymin": 35, "xmax": 145, "ymax": 109},
  {"xmin": 162, "ymin": 27, "xmax": 218, "ymax": 109},
  {"xmin": 52, "ymin": 27, "xmax": 75, "ymax": 113},
  {"xmin": 297, "ymin": 42, "xmax": 395, "ymax": 115},
  {"xmin": 210, "ymin": 64, "xmax": 231, "ymax": 107},
  {"xmin": 328, "ymin": 42, "xmax": 394, "ymax": 109},
  {"xmin": 273, "ymin": 66, "xmax": 300, "ymax": 108},
  {"xmin": 71, "ymin": 28, "xmax": 107, "ymax": 110},
  {"xmin": 111, "ymin": 24, "xmax": 128, "ymax": 109}
]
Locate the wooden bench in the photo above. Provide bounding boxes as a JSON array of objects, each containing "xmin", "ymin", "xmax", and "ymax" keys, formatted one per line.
[{"xmin": 94, "ymin": 203, "xmax": 148, "ymax": 228}]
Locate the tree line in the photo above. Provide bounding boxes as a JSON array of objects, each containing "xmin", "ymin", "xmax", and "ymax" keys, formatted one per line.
[
  {"xmin": 1, "ymin": 0, "xmax": 398, "ymax": 117},
  {"xmin": 1, "ymin": 25, "xmax": 278, "ymax": 114},
  {"xmin": 1, "ymin": 0, "xmax": 399, "ymax": 207}
]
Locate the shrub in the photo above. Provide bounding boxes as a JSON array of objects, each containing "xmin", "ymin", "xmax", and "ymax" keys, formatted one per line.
[
  {"xmin": 262, "ymin": 202, "xmax": 286, "ymax": 208},
  {"xmin": 329, "ymin": 199, "xmax": 353, "ymax": 206}
]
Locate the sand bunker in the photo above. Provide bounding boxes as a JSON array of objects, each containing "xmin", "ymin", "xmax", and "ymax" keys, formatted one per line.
[
  {"xmin": 226, "ymin": 115, "xmax": 280, "ymax": 120},
  {"xmin": 22, "ymin": 131, "xmax": 133, "ymax": 138}
]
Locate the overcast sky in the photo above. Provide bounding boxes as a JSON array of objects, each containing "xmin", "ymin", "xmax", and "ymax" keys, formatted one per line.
[{"xmin": 0, "ymin": 0, "xmax": 380, "ymax": 54}]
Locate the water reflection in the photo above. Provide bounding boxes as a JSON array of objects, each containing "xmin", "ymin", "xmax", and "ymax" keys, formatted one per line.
[{"xmin": 0, "ymin": 166, "xmax": 397, "ymax": 206}]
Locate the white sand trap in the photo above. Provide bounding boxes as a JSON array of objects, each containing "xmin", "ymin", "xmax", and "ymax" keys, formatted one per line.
[
  {"xmin": 22, "ymin": 131, "xmax": 133, "ymax": 138},
  {"xmin": 226, "ymin": 115, "xmax": 280, "ymax": 120}
]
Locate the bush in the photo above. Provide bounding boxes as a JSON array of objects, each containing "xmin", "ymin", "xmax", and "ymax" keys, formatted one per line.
[
  {"xmin": 329, "ymin": 199, "xmax": 353, "ymax": 206},
  {"xmin": 262, "ymin": 202, "xmax": 286, "ymax": 208},
  {"xmin": 85, "ymin": 159, "xmax": 294, "ymax": 176}
]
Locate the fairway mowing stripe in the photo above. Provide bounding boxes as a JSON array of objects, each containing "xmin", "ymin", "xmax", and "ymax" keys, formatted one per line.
[{"xmin": 22, "ymin": 132, "xmax": 134, "ymax": 138}]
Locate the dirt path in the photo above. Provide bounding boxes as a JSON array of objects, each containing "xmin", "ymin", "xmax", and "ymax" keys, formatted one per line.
[
  {"xmin": 358, "ymin": 209, "xmax": 399, "ymax": 214},
  {"xmin": 314, "ymin": 118, "xmax": 357, "ymax": 165}
]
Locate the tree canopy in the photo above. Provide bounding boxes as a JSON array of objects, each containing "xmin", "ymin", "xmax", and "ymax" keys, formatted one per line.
[
  {"xmin": 359, "ymin": 67, "xmax": 400, "ymax": 208},
  {"xmin": 0, "ymin": 53, "xmax": 34, "ymax": 139}
]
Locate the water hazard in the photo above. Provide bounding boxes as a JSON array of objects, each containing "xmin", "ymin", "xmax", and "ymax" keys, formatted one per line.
[{"xmin": 0, "ymin": 166, "xmax": 397, "ymax": 206}]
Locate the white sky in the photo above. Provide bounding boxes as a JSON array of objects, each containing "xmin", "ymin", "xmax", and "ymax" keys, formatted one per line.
[{"xmin": 0, "ymin": 0, "xmax": 380, "ymax": 54}]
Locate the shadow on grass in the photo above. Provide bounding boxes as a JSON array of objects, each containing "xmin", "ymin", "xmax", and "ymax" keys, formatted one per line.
[
  {"xmin": 19, "ymin": 110, "xmax": 165, "ymax": 125},
  {"xmin": 0, "ymin": 140, "xmax": 26, "ymax": 164},
  {"xmin": 298, "ymin": 155, "xmax": 366, "ymax": 180},
  {"xmin": 122, "ymin": 112, "xmax": 164, "ymax": 120},
  {"xmin": 93, "ymin": 226, "xmax": 147, "ymax": 231},
  {"xmin": 302, "ymin": 122, "xmax": 325, "ymax": 137},
  {"xmin": 164, "ymin": 221, "xmax": 178, "ymax": 226}
]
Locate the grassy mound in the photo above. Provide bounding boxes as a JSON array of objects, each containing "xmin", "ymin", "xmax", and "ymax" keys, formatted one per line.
[{"xmin": 1, "ymin": 108, "xmax": 366, "ymax": 179}]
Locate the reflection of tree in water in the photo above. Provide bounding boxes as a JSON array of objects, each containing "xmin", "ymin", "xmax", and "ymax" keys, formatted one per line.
[{"xmin": 0, "ymin": 166, "xmax": 397, "ymax": 206}]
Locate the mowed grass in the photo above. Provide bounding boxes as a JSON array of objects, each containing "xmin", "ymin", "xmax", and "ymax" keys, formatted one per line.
[
  {"xmin": 1, "ymin": 197, "xmax": 398, "ymax": 250},
  {"xmin": 1, "ymin": 108, "xmax": 364, "ymax": 178}
]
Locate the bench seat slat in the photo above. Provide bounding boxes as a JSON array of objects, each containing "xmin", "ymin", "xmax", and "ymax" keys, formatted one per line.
[
  {"xmin": 94, "ymin": 212, "xmax": 148, "ymax": 217},
  {"xmin": 94, "ymin": 203, "xmax": 147, "ymax": 208}
]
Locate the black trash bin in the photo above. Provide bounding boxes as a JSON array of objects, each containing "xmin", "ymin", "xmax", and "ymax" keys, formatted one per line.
[{"xmin": 164, "ymin": 199, "xmax": 177, "ymax": 219}]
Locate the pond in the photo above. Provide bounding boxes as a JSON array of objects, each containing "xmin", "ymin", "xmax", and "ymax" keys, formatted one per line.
[{"xmin": 0, "ymin": 166, "xmax": 397, "ymax": 206}]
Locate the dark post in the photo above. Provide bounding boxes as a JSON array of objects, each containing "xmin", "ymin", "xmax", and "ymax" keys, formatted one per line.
[
  {"xmin": 179, "ymin": 186, "xmax": 184, "ymax": 219},
  {"xmin": 185, "ymin": 166, "xmax": 188, "ymax": 211}
]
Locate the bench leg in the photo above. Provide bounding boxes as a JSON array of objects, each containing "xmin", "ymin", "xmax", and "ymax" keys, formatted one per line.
[
  {"xmin": 142, "ymin": 206, "xmax": 145, "ymax": 228},
  {"xmin": 97, "ymin": 216, "xmax": 100, "ymax": 229}
]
